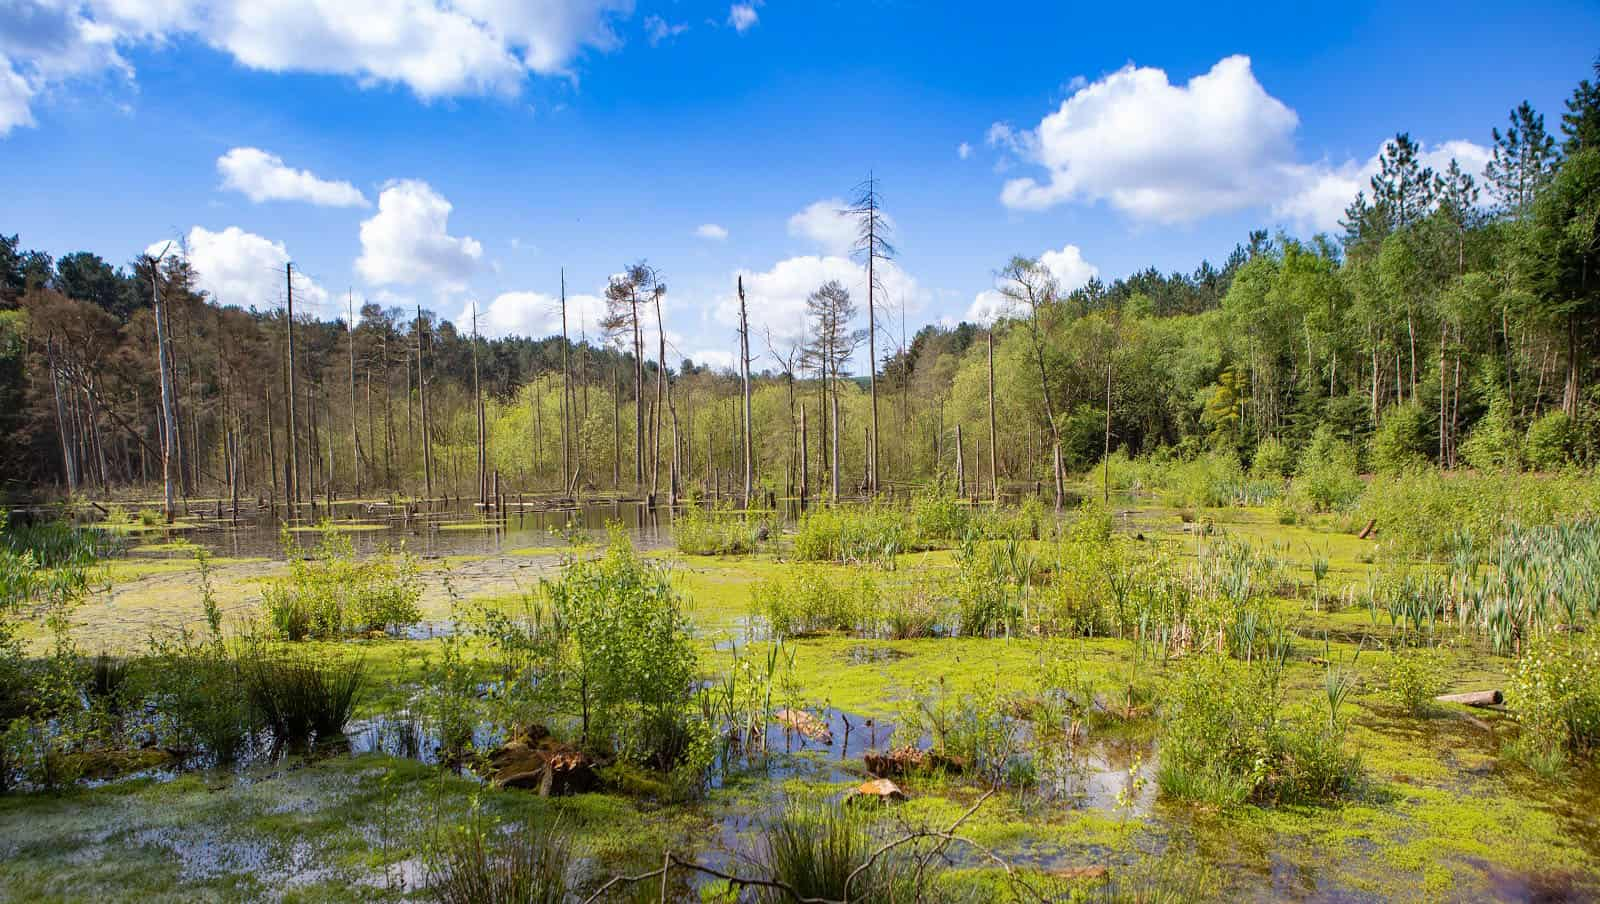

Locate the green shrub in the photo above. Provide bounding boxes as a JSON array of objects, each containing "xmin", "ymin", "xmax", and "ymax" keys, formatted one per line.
[
  {"xmin": 792, "ymin": 506, "xmax": 907, "ymax": 567},
  {"xmin": 1460, "ymin": 396, "xmax": 1521, "ymax": 471},
  {"xmin": 1293, "ymin": 427, "xmax": 1363, "ymax": 512},
  {"xmin": 263, "ymin": 526, "xmax": 421, "ymax": 640},
  {"xmin": 535, "ymin": 528, "xmax": 700, "ymax": 770},
  {"xmin": 1250, "ymin": 437, "xmax": 1294, "ymax": 479},
  {"xmin": 1508, "ymin": 633, "xmax": 1600, "ymax": 773},
  {"xmin": 1157, "ymin": 655, "xmax": 1359, "ymax": 807},
  {"xmin": 878, "ymin": 577, "xmax": 952, "ymax": 639},
  {"xmin": 1370, "ymin": 402, "xmax": 1431, "ymax": 474},
  {"xmin": 910, "ymin": 482, "xmax": 971, "ymax": 543},
  {"xmin": 753, "ymin": 566, "xmax": 875, "ymax": 638},
  {"xmin": 1524, "ymin": 412, "xmax": 1581, "ymax": 471},
  {"xmin": 1378, "ymin": 644, "xmax": 1449, "ymax": 716},
  {"xmin": 673, "ymin": 502, "xmax": 765, "ymax": 556},
  {"xmin": 1354, "ymin": 471, "xmax": 1600, "ymax": 557}
]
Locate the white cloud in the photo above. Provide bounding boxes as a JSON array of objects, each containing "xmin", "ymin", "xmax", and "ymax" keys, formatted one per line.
[
  {"xmin": 695, "ymin": 223, "xmax": 729, "ymax": 240},
  {"xmin": 714, "ymin": 254, "xmax": 925, "ymax": 369},
  {"xmin": 965, "ymin": 243, "xmax": 1098, "ymax": 326},
  {"xmin": 643, "ymin": 15, "xmax": 687, "ymax": 45},
  {"xmin": 994, "ymin": 55, "xmax": 1299, "ymax": 222},
  {"xmin": 148, "ymin": 226, "xmax": 329, "ymax": 312},
  {"xmin": 0, "ymin": 56, "xmax": 35, "ymax": 135},
  {"xmin": 965, "ymin": 290, "xmax": 1009, "ymax": 328},
  {"xmin": 465, "ymin": 290, "xmax": 608, "ymax": 339},
  {"xmin": 0, "ymin": 0, "xmax": 635, "ymax": 132},
  {"xmin": 217, "ymin": 147, "xmax": 369, "ymax": 207},
  {"xmin": 687, "ymin": 348, "xmax": 736, "ymax": 371},
  {"xmin": 1038, "ymin": 243, "xmax": 1098, "ymax": 291},
  {"xmin": 357, "ymin": 179, "xmax": 482, "ymax": 289},
  {"xmin": 727, "ymin": 3, "xmax": 759, "ymax": 32},
  {"xmin": 957, "ymin": 141, "xmax": 972, "ymax": 160},
  {"xmin": 788, "ymin": 198, "xmax": 859, "ymax": 256},
  {"xmin": 1274, "ymin": 138, "xmax": 1493, "ymax": 234}
]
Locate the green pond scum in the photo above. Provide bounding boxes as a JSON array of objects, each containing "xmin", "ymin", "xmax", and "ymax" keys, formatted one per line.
[{"xmin": 2, "ymin": 488, "xmax": 1599, "ymax": 902}]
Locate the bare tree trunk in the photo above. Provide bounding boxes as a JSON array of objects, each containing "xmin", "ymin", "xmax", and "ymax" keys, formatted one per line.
[
  {"xmin": 285, "ymin": 263, "xmax": 299, "ymax": 513},
  {"xmin": 738, "ymin": 277, "xmax": 753, "ymax": 508},
  {"xmin": 987, "ymin": 330, "xmax": 999, "ymax": 505},
  {"xmin": 955, "ymin": 423, "xmax": 965, "ymax": 497},
  {"xmin": 417, "ymin": 305, "xmax": 434, "ymax": 499},
  {"xmin": 348, "ymin": 291, "xmax": 361, "ymax": 498},
  {"xmin": 150, "ymin": 250, "xmax": 179, "ymax": 522}
]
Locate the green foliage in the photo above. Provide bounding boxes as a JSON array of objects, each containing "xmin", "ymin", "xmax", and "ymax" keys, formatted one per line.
[
  {"xmin": 237, "ymin": 644, "xmax": 365, "ymax": 746},
  {"xmin": 672, "ymin": 502, "xmax": 766, "ymax": 556},
  {"xmin": 427, "ymin": 807, "xmax": 574, "ymax": 904},
  {"xmin": 536, "ymin": 527, "xmax": 700, "ymax": 771},
  {"xmin": 1460, "ymin": 396, "xmax": 1522, "ymax": 472},
  {"xmin": 1508, "ymin": 632, "xmax": 1600, "ymax": 773},
  {"xmin": 263, "ymin": 525, "xmax": 421, "ymax": 640},
  {"xmin": 752, "ymin": 566, "xmax": 876, "ymax": 639},
  {"xmin": 1379, "ymin": 644, "xmax": 1450, "ymax": 716},
  {"xmin": 1249, "ymin": 436, "xmax": 1293, "ymax": 478},
  {"xmin": 1355, "ymin": 471, "xmax": 1600, "ymax": 557},
  {"xmin": 1370, "ymin": 402, "xmax": 1431, "ymax": 474},
  {"xmin": 1292, "ymin": 427, "xmax": 1364, "ymax": 512},
  {"xmin": 756, "ymin": 801, "xmax": 915, "ymax": 902},
  {"xmin": 910, "ymin": 481, "xmax": 972, "ymax": 543},
  {"xmin": 791, "ymin": 506, "xmax": 907, "ymax": 568},
  {"xmin": 894, "ymin": 676, "xmax": 1030, "ymax": 787},
  {"xmin": 1523, "ymin": 411, "xmax": 1581, "ymax": 470},
  {"xmin": 1158, "ymin": 655, "xmax": 1359, "ymax": 807}
]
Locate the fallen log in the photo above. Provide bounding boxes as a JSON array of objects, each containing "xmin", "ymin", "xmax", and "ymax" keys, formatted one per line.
[
  {"xmin": 1435, "ymin": 690, "xmax": 1503, "ymax": 707},
  {"xmin": 1357, "ymin": 518, "xmax": 1376, "ymax": 540}
]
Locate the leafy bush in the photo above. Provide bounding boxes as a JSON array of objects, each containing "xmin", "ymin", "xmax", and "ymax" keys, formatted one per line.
[
  {"xmin": 535, "ymin": 528, "xmax": 700, "ymax": 770},
  {"xmin": 263, "ymin": 526, "xmax": 421, "ymax": 640},
  {"xmin": 910, "ymin": 482, "xmax": 972, "ymax": 543},
  {"xmin": 1378, "ymin": 644, "xmax": 1449, "ymax": 716},
  {"xmin": 1460, "ymin": 395, "xmax": 1521, "ymax": 472},
  {"xmin": 1292, "ymin": 427, "xmax": 1364, "ymax": 512},
  {"xmin": 1354, "ymin": 471, "xmax": 1600, "ymax": 557},
  {"xmin": 792, "ymin": 506, "xmax": 907, "ymax": 568},
  {"xmin": 753, "ymin": 566, "xmax": 875, "ymax": 638},
  {"xmin": 1369, "ymin": 402, "xmax": 1431, "ymax": 474},
  {"xmin": 894, "ymin": 677, "xmax": 1030, "ymax": 787},
  {"xmin": 878, "ymin": 576, "xmax": 952, "ymax": 639},
  {"xmin": 673, "ymin": 502, "xmax": 765, "ymax": 556},
  {"xmin": 1508, "ymin": 633, "xmax": 1600, "ymax": 773},
  {"xmin": 1250, "ymin": 436, "xmax": 1294, "ymax": 479},
  {"xmin": 1157, "ymin": 655, "xmax": 1359, "ymax": 807},
  {"xmin": 1524, "ymin": 411, "xmax": 1581, "ymax": 471}
]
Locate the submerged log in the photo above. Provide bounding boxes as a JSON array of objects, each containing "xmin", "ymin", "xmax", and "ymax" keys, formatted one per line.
[
  {"xmin": 774, "ymin": 708, "xmax": 832, "ymax": 744},
  {"xmin": 1435, "ymin": 689, "xmax": 1503, "ymax": 707}
]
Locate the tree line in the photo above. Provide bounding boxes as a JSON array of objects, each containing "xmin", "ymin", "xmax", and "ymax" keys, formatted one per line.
[{"xmin": 3, "ymin": 60, "xmax": 1598, "ymax": 515}]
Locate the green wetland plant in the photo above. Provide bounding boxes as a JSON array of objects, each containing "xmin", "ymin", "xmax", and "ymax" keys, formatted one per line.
[
  {"xmin": 672, "ymin": 501, "xmax": 768, "ymax": 556},
  {"xmin": 237, "ymin": 643, "xmax": 366, "ymax": 747},
  {"xmin": 755, "ymin": 801, "xmax": 917, "ymax": 902},
  {"xmin": 1378, "ymin": 643, "xmax": 1450, "ymax": 717},
  {"xmin": 263, "ymin": 524, "xmax": 422, "ymax": 640},
  {"xmin": 1508, "ymin": 632, "xmax": 1600, "ymax": 775},
  {"xmin": 427, "ymin": 805, "xmax": 575, "ymax": 904}
]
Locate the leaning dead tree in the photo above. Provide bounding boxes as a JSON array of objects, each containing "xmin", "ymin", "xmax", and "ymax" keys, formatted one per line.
[
  {"xmin": 737, "ymin": 275, "xmax": 754, "ymax": 508},
  {"xmin": 847, "ymin": 173, "xmax": 894, "ymax": 494}
]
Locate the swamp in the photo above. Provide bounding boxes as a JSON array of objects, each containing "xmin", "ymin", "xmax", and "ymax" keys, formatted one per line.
[{"xmin": 3, "ymin": 470, "xmax": 1600, "ymax": 903}]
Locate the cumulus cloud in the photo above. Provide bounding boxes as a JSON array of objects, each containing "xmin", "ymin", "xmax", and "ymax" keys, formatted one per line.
[
  {"xmin": 0, "ymin": 0, "xmax": 635, "ymax": 132},
  {"xmin": 148, "ymin": 226, "xmax": 329, "ymax": 312},
  {"xmin": 695, "ymin": 223, "xmax": 729, "ymax": 240},
  {"xmin": 957, "ymin": 141, "xmax": 972, "ymax": 160},
  {"xmin": 994, "ymin": 55, "xmax": 1300, "ymax": 222},
  {"xmin": 727, "ymin": 3, "xmax": 759, "ymax": 32},
  {"xmin": 643, "ymin": 15, "xmax": 687, "ymax": 45},
  {"xmin": 964, "ymin": 244, "xmax": 1098, "ymax": 325},
  {"xmin": 217, "ymin": 147, "xmax": 369, "ymax": 207},
  {"xmin": 788, "ymin": 198, "xmax": 861, "ymax": 256},
  {"xmin": 357, "ymin": 179, "xmax": 482, "ymax": 289},
  {"xmin": 463, "ymin": 289, "xmax": 609, "ymax": 339},
  {"xmin": 713, "ymin": 254, "xmax": 925, "ymax": 368},
  {"xmin": 1274, "ymin": 138, "xmax": 1494, "ymax": 234}
]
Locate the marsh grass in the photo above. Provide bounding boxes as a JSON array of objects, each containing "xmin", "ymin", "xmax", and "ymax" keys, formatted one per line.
[
  {"xmin": 427, "ymin": 809, "xmax": 575, "ymax": 904},
  {"xmin": 263, "ymin": 524, "xmax": 422, "ymax": 640},
  {"xmin": 756, "ymin": 801, "xmax": 913, "ymax": 902},
  {"xmin": 673, "ymin": 502, "xmax": 768, "ymax": 556},
  {"xmin": 238, "ymin": 645, "xmax": 365, "ymax": 745}
]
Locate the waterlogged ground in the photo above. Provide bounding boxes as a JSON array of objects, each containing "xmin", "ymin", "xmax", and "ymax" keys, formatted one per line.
[{"xmin": 4, "ymin": 501, "xmax": 1600, "ymax": 902}]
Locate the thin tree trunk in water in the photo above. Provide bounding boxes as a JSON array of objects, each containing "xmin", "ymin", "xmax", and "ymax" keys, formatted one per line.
[
  {"xmin": 151, "ymin": 252, "xmax": 179, "ymax": 522},
  {"xmin": 987, "ymin": 330, "xmax": 999, "ymax": 505},
  {"xmin": 417, "ymin": 306, "xmax": 433, "ymax": 499},
  {"xmin": 348, "ymin": 291, "xmax": 361, "ymax": 498},
  {"xmin": 560, "ymin": 269, "xmax": 571, "ymax": 494},
  {"xmin": 800, "ymin": 405, "xmax": 809, "ymax": 504},
  {"xmin": 285, "ymin": 263, "xmax": 299, "ymax": 512},
  {"xmin": 738, "ymin": 277, "xmax": 753, "ymax": 508},
  {"xmin": 955, "ymin": 423, "xmax": 965, "ymax": 497},
  {"xmin": 472, "ymin": 302, "xmax": 485, "ymax": 506}
]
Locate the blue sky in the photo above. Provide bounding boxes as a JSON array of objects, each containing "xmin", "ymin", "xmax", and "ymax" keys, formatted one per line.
[{"xmin": 3, "ymin": 0, "xmax": 1598, "ymax": 369}]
